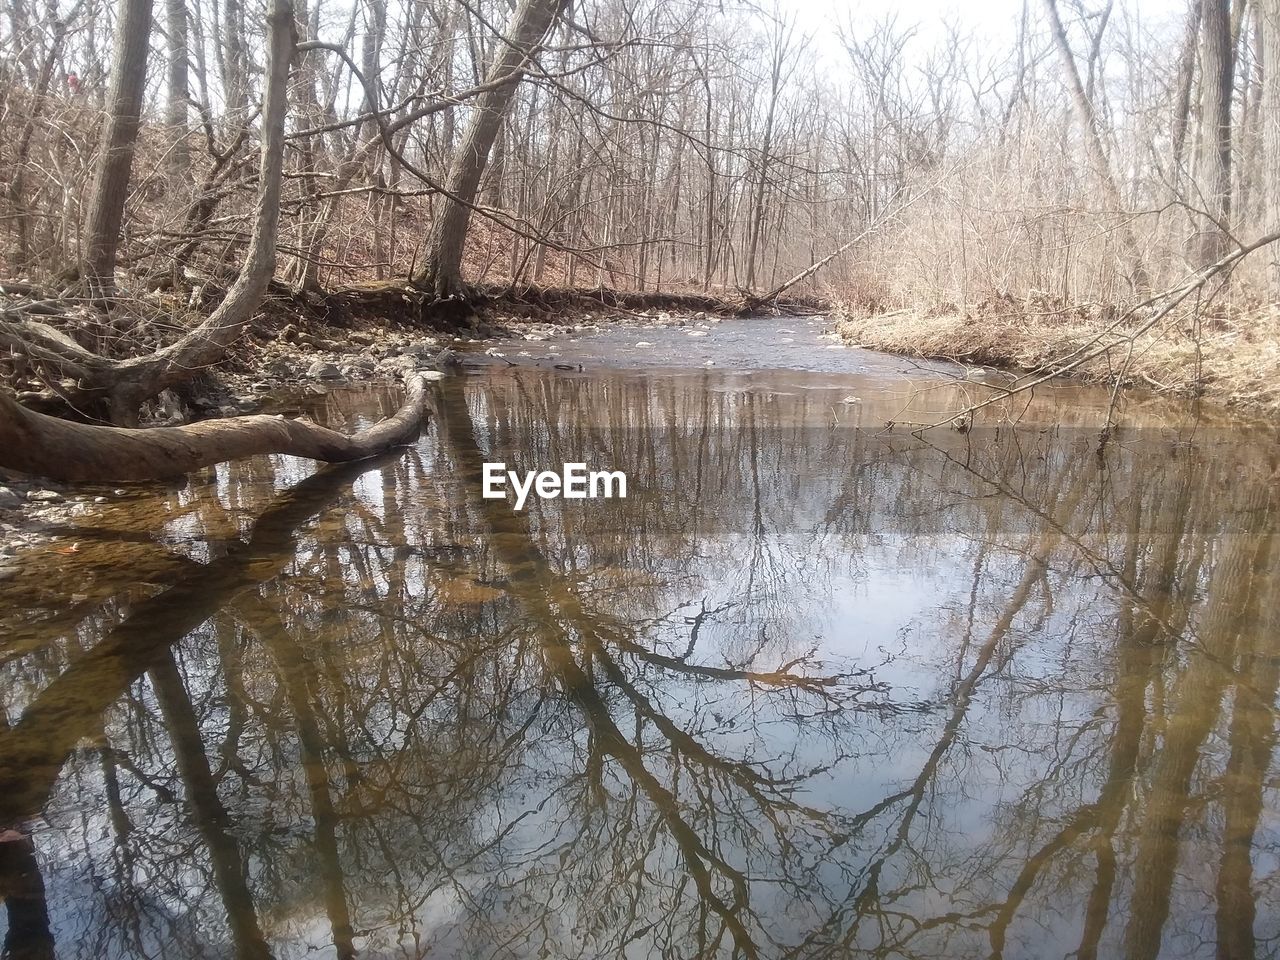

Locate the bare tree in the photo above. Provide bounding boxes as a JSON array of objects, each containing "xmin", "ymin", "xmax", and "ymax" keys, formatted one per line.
[
  {"xmin": 1262, "ymin": 0, "xmax": 1280, "ymax": 291},
  {"xmin": 80, "ymin": 0, "xmax": 154, "ymax": 297},
  {"xmin": 1194, "ymin": 0, "xmax": 1235, "ymax": 266},
  {"xmin": 165, "ymin": 0, "xmax": 190, "ymax": 173},
  {"xmin": 1042, "ymin": 0, "xmax": 1148, "ymax": 291},
  {"xmin": 1170, "ymin": 2, "xmax": 1203, "ymax": 176},
  {"xmin": 744, "ymin": 15, "xmax": 797, "ymax": 291},
  {"xmin": 413, "ymin": 0, "xmax": 569, "ymax": 297},
  {"xmin": 2, "ymin": 0, "xmax": 296, "ymax": 425}
]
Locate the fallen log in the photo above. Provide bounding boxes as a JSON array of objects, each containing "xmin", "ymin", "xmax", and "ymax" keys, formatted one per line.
[{"xmin": 0, "ymin": 372, "xmax": 437, "ymax": 482}]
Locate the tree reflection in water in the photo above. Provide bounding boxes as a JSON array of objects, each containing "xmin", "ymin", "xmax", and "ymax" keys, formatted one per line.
[{"xmin": 0, "ymin": 369, "xmax": 1277, "ymax": 959}]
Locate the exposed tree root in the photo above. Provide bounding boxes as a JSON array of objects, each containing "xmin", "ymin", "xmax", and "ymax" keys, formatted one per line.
[{"xmin": 0, "ymin": 372, "xmax": 435, "ymax": 482}]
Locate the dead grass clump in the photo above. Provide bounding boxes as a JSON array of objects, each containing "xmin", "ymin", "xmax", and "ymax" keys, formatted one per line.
[{"xmin": 834, "ymin": 299, "xmax": 1280, "ymax": 412}]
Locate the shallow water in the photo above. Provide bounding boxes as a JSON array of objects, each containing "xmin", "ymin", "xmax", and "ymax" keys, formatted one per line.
[{"xmin": 2, "ymin": 318, "xmax": 1279, "ymax": 959}]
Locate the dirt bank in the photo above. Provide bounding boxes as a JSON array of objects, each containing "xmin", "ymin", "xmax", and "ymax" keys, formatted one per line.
[
  {"xmin": 214, "ymin": 281, "xmax": 798, "ymax": 399},
  {"xmin": 0, "ymin": 278, "xmax": 822, "ymax": 420},
  {"xmin": 834, "ymin": 295, "xmax": 1280, "ymax": 413}
]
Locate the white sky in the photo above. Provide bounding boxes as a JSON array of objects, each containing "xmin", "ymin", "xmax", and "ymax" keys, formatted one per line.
[{"xmin": 776, "ymin": 0, "xmax": 1188, "ymax": 67}]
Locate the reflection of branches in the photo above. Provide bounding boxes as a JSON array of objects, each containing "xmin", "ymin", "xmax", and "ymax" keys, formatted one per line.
[
  {"xmin": 435, "ymin": 375, "xmax": 868, "ymax": 957},
  {"xmin": 789, "ymin": 467, "xmax": 1089, "ymax": 957},
  {"xmin": 8, "ymin": 372, "xmax": 1280, "ymax": 960},
  {"xmin": 1123, "ymin": 489, "xmax": 1275, "ymax": 960},
  {"xmin": 921, "ymin": 434, "xmax": 1207, "ymax": 650},
  {"xmin": 237, "ymin": 598, "xmax": 355, "ymax": 960},
  {"xmin": 607, "ymin": 604, "xmax": 860, "ymax": 694},
  {"xmin": 0, "ymin": 453, "xmax": 397, "ymax": 824},
  {"xmin": 149, "ymin": 650, "xmax": 273, "ymax": 960}
]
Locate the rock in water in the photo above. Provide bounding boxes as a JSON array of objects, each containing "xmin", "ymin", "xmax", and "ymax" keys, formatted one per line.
[{"xmin": 434, "ymin": 348, "xmax": 464, "ymax": 369}]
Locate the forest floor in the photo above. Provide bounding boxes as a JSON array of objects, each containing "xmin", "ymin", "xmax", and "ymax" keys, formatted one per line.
[{"xmin": 834, "ymin": 294, "xmax": 1280, "ymax": 413}]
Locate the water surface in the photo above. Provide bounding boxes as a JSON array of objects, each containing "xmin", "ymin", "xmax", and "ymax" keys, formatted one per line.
[{"xmin": 2, "ymin": 319, "xmax": 1278, "ymax": 959}]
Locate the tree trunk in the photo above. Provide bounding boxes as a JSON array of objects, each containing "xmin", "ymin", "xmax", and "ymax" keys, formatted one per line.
[
  {"xmin": 745, "ymin": 22, "xmax": 791, "ymax": 291},
  {"xmin": 0, "ymin": 373, "xmax": 434, "ymax": 482},
  {"xmin": 702, "ymin": 64, "xmax": 717, "ymax": 292},
  {"xmin": 1262, "ymin": 0, "xmax": 1280, "ymax": 293},
  {"xmin": 1171, "ymin": 2, "xmax": 1204, "ymax": 174},
  {"xmin": 1042, "ymin": 0, "xmax": 1150, "ymax": 292},
  {"xmin": 165, "ymin": 0, "xmax": 190, "ymax": 173},
  {"xmin": 92, "ymin": 0, "xmax": 297, "ymax": 420},
  {"xmin": 412, "ymin": 0, "xmax": 568, "ymax": 298},
  {"xmin": 358, "ymin": 0, "xmax": 387, "ymax": 164},
  {"xmin": 1195, "ymin": 0, "xmax": 1235, "ymax": 266},
  {"xmin": 221, "ymin": 0, "xmax": 249, "ymax": 119},
  {"xmin": 80, "ymin": 0, "xmax": 154, "ymax": 297}
]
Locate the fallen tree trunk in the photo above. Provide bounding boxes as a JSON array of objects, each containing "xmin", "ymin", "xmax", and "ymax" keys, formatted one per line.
[{"xmin": 0, "ymin": 373, "xmax": 435, "ymax": 482}]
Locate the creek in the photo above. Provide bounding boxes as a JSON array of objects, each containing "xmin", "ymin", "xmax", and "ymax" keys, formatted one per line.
[{"xmin": 1, "ymin": 315, "xmax": 1276, "ymax": 959}]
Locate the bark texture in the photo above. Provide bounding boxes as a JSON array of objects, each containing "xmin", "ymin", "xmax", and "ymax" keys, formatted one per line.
[
  {"xmin": 81, "ymin": 0, "xmax": 154, "ymax": 296},
  {"xmin": 0, "ymin": 373, "xmax": 434, "ymax": 482},
  {"xmin": 1171, "ymin": 2, "xmax": 1203, "ymax": 172},
  {"xmin": 165, "ymin": 0, "xmax": 190, "ymax": 172},
  {"xmin": 1195, "ymin": 0, "xmax": 1235, "ymax": 266},
  {"xmin": 412, "ymin": 0, "xmax": 568, "ymax": 298}
]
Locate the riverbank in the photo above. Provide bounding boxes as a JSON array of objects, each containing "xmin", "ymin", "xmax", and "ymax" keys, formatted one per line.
[
  {"xmin": 212, "ymin": 284, "xmax": 762, "ymax": 400},
  {"xmin": 0, "ymin": 277, "xmax": 822, "ymax": 416},
  {"xmin": 0, "ymin": 291, "xmax": 758, "ymax": 553},
  {"xmin": 3, "ymin": 303, "xmax": 1271, "ymax": 581},
  {"xmin": 834, "ymin": 297, "xmax": 1280, "ymax": 413}
]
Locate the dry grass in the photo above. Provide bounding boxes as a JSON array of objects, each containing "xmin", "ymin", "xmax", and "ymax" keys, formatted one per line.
[{"xmin": 834, "ymin": 294, "xmax": 1280, "ymax": 413}]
